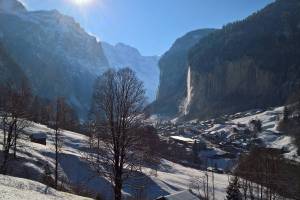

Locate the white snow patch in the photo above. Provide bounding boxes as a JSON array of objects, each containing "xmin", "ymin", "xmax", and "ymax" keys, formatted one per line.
[{"xmin": 0, "ymin": 174, "xmax": 92, "ymax": 200}]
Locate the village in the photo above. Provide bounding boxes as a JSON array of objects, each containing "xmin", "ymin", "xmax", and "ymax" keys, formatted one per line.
[{"xmin": 151, "ymin": 107, "xmax": 291, "ymax": 174}]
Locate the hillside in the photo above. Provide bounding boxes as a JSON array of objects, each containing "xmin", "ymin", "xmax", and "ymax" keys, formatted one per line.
[
  {"xmin": 0, "ymin": 0, "xmax": 109, "ymax": 118},
  {"xmin": 185, "ymin": 0, "xmax": 300, "ymax": 119},
  {"xmin": 0, "ymin": 174, "xmax": 92, "ymax": 200},
  {"xmin": 0, "ymin": 121, "xmax": 229, "ymax": 200}
]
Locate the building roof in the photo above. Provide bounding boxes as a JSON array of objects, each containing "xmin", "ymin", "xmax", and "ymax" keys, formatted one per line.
[
  {"xmin": 170, "ymin": 136, "xmax": 195, "ymax": 144},
  {"xmin": 156, "ymin": 190, "xmax": 199, "ymax": 200},
  {"xmin": 30, "ymin": 132, "xmax": 47, "ymax": 140}
]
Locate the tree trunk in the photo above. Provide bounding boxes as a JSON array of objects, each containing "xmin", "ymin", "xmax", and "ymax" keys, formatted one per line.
[
  {"xmin": 13, "ymin": 123, "xmax": 17, "ymax": 158},
  {"xmin": 114, "ymin": 172, "xmax": 123, "ymax": 200},
  {"xmin": 2, "ymin": 118, "xmax": 6, "ymax": 150},
  {"xmin": 1, "ymin": 124, "xmax": 13, "ymax": 174},
  {"xmin": 1, "ymin": 149, "xmax": 9, "ymax": 174},
  {"xmin": 55, "ymin": 128, "xmax": 58, "ymax": 189}
]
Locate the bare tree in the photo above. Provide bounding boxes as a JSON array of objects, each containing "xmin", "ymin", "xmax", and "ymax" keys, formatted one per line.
[
  {"xmin": 0, "ymin": 80, "xmax": 32, "ymax": 174},
  {"xmin": 12, "ymin": 79, "xmax": 32, "ymax": 158},
  {"xmin": 86, "ymin": 68, "xmax": 147, "ymax": 200},
  {"xmin": 189, "ymin": 175, "xmax": 208, "ymax": 199},
  {"xmin": 51, "ymin": 97, "xmax": 67, "ymax": 189}
]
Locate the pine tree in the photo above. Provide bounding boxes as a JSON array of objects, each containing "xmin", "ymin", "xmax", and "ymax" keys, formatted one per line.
[{"xmin": 225, "ymin": 176, "xmax": 242, "ymax": 200}]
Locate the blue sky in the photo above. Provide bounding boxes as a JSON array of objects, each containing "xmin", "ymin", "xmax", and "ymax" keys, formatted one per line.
[{"xmin": 21, "ymin": 0, "xmax": 274, "ymax": 56}]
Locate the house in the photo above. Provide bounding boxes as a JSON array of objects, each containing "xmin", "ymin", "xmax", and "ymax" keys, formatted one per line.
[
  {"xmin": 30, "ymin": 132, "xmax": 47, "ymax": 145},
  {"xmin": 155, "ymin": 190, "xmax": 200, "ymax": 200}
]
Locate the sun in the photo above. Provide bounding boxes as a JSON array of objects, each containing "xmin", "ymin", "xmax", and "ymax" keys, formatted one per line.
[{"xmin": 70, "ymin": 0, "xmax": 94, "ymax": 6}]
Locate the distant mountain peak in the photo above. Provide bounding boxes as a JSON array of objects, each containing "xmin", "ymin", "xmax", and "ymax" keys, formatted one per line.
[
  {"xmin": 114, "ymin": 42, "xmax": 142, "ymax": 57},
  {"xmin": 0, "ymin": 0, "xmax": 27, "ymax": 13},
  {"xmin": 102, "ymin": 41, "xmax": 159, "ymax": 102}
]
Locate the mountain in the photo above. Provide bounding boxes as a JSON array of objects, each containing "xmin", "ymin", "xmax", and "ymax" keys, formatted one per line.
[
  {"xmin": 0, "ymin": 42, "xmax": 26, "ymax": 85},
  {"xmin": 102, "ymin": 42, "xmax": 159, "ymax": 102},
  {"xmin": 0, "ymin": 0, "xmax": 109, "ymax": 117},
  {"xmin": 149, "ymin": 29, "xmax": 216, "ymax": 116},
  {"xmin": 185, "ymin": 0, "xmax": 300, "ymax": 119},
  {"xmin": 0, "ymin": 0, "xmax": 26, "ymax": 13}
]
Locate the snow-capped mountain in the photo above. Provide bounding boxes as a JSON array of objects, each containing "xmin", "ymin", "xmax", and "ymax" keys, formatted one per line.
[
  {"xmin": 102, "ymin": 42, "xmax": 159, "ymax": 102},
  {"xmin": 0, "ymin": 0, "xmax": 109, "ymax": 117}
]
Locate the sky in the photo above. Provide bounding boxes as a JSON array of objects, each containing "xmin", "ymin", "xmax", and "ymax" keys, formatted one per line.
[{"xmin": 21, "ymin": 0, "xmax": 274, "ymax": 56}]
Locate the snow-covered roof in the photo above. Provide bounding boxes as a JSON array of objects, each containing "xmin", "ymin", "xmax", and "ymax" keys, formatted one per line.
[
  {"xmin": 156, "ymin": 190, "xmax": 199, "ymax": 200},
  {"xmin": 170, "ymin": 136, "xmax": 195, "ymax": 143}
]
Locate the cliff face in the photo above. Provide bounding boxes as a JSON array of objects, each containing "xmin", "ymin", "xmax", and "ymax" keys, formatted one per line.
[
  {"xmin": 0, "ymin": 0, "xmax": 109, "ymax": 117},
  {"xmin": 187, "ymin": 0, "xmax": 300, "ymax": 119},
  {"xmin": 150, "ymin": 29, "xmax": 216, "ymax": 116},
  {"xmin": 0, "ymin": 43, "xmax": 26, "ymax": 85}
]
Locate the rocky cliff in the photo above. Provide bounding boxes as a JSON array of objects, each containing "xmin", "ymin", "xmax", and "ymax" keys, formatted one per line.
[
  {"xmin": 186, "ymin": 0, "xmax": 300, "ymax": 119},
  {"xmin": 150, "ymin": 29, "xmax": 216, "ymax": 117},
  {"xmin": 0, "ymin": 42, "xmax": 26, "ymax": 85}
]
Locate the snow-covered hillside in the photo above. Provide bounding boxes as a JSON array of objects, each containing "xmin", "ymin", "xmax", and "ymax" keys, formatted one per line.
[
  {"xmin": 201, "ymin": 106, "xmax": 299, "ymax": 162},
  {"xmin": 0, "ymin": 121, "xmax": 229, "ymax": 200},
  {"xmin": 231, "ymin": 107, "xmax": 299, "ymax": 161},
  {"xmin": 0, "ymin": 174, "xmax": 92, "ymax": 200},
  {"xmin": 154, "ymin": 106, "xmax": 299, "ymax": 173}
]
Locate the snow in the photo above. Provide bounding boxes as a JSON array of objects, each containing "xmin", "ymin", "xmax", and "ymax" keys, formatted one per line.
[
  {"xmin": 145, "ymin": 159, "xmax": 228, "ymax": 199},
  {"xmin": 1, "ymin": 106, "xmax": 296, "ymax": 199},
  {"xmin": 0, "ymin": 121, "xmax": 229, "ymax": 200},
  {"xmin": 170, "ymin": 135, "xmax": 195, "ymax": 143},
  {"xmin": 0, "ymin": 174, "xmax": 92, "ymax": 200},
  {"xmin": 231, "ymin": 106, "xmax": 299, "ymax": 161},
  {"xmin": 156, "ymin": 190, "xmax": 198, "ymax": 200}
]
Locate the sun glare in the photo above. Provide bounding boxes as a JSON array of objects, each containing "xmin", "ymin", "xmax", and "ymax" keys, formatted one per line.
[{"xmin": 70, "ymin": 0, "xmax": 94, "ymax": 6}]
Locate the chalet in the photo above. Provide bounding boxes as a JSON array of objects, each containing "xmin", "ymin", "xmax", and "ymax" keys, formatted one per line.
[
  {"xmin": 155, "ymin": 190, "xmax": 199, "ymax": 200},
  {"xmin": 30, "ymin": 132, "xmax": 47, "ymax": 145}
]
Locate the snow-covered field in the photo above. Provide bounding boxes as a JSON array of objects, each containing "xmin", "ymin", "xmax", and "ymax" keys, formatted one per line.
[
  {"xmin": 0, "ymin": 122, "xmax": 229, "ymax": 200},
  {"xmin": 0, "ymin": 174, "xmax": 92, "ymax": 200}
]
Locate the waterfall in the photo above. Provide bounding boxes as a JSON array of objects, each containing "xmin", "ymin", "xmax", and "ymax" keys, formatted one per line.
[{"xmin": 183, "ymin": 66, "xmax": 192, "ymax": 115}]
